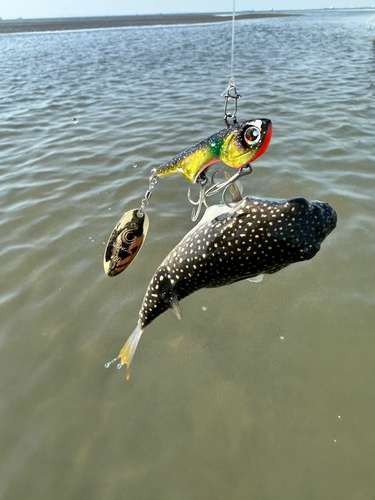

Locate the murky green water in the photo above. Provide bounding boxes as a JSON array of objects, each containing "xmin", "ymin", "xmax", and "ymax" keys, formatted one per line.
[{"xmin": 1, "ymin": 10, "xmax": 375, "ymax": 500}]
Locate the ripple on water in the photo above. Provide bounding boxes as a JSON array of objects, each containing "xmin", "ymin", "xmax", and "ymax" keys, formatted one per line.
[{"xmin": 1, "ymin": 11, "xmax": 375, "ymax": 500}]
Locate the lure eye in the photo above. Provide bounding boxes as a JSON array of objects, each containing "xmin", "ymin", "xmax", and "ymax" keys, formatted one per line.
[{"xmin": 244, "ymin": 126, "xmax": 261, "ymax": 145}]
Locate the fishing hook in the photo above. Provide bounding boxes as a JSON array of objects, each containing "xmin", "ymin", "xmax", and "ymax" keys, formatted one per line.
[
  {"xmin": 210, "ymin": 165, "xmax": 225, "ymax": 186},
  {"xmin": 205, "ymin": 164, "xmax": 252, "ymax": 198},
  {"xmin": 222, "ymin": 183, "xmax": 243, "ymax": 208},
  {"xmin": 187, "ymin": 176, "xmax": 208, "ymax": 221}
]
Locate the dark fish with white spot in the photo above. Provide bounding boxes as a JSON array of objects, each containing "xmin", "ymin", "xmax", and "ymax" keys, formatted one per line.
[{"xmin": 105, "ymin": 195, "xmax": 337, "ymax": 378}]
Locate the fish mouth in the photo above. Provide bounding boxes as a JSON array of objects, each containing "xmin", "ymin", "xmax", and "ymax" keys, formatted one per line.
[
  {"xmin": 311, "ymin": 200, "xmax": 338, "ymax": 240},
  {"xmin": 323, "ymin": 206, "xmax": 337, "ymax": 236}
]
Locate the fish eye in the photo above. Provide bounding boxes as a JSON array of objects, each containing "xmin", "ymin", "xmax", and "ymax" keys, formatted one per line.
[{"xmin": 244, "ymin": 126, "xmax": 261, "ymax": 145}]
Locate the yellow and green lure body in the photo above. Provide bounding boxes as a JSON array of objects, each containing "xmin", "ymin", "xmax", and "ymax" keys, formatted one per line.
[{"xmin": 155, "ymin": 118, "xmax": 272, "ymax": 182}]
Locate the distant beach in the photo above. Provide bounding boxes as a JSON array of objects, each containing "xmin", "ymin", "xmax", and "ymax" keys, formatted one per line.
[{"xmin": 0, "ymin": 12, "xmax": 297, "ymax": 34}]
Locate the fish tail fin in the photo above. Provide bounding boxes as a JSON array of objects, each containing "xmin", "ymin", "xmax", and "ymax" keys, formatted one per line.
[{"xmin": 104, "ymin": 323, "xmax": 144, "ymax": 380}]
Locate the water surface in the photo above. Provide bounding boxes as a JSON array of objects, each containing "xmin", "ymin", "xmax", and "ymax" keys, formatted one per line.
[{"xmin": 1, "ymin": 10, "xmax": 375, "ymax": 500}]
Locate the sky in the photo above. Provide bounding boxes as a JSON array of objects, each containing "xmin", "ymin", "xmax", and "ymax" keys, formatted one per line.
[{"xmin": 1, "ymin": 0, "xmax": 373, "ymax": 20}]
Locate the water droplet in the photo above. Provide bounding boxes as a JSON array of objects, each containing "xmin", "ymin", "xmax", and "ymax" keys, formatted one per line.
[
  {"xmin": 338, "ymin": 415, "xmax": 341, "ymax": 419},
  {"xmin": 280, "ymin": 336, "xmax": 284, "ymax": 340},
  {"xmin": 133, "ymin": 163, "xmax": 138, "ymax": 168},
  {"xmin": 117, "ymin": 363, "xmax": 123, "ymax": 370},
  {"xmin": 202, "ymin": 306, "xmax": 207, "ymax": 311},
  {"xmin": 105, "ymin": 357, "xmax": 119, "ymax": 368},
  {"xmin": 72, "ymin": 117, "xmax": 78, "ymax": 123},
  {"xmin": 334, "ymin": 439, "xmax": 337, "ymax": 443},
  {"xmin": 108, "ymin": 208, "xmax": 111, "ymax": 210}
]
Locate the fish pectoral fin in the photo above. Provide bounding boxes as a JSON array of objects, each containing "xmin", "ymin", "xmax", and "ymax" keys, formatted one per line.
[
  {"xmin": 169, "ymin": 293, "xmax": 182, "ymax": 320},
  {"xmin": 105, "ymin": 323, "xmax": 144, "ymax": 380},
  {"xmin": 247, "ymin": 274, "xmax": 264, "ymax": 283}
]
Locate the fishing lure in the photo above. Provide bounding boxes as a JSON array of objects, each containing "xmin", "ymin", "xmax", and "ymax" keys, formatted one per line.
[
  {"xmin": 155, "ymin": 118, "xmax": 272, "ymax": 182},
  {"xmin": 103, "ymin": 209, "xmax": 149, "ymax": 277},
  {"xmin": 105, "ymin": 192, "xmax": 337, "ymax": 378},
  {"xmin": 103, "ymin": 118, "xmax": 273, "ymax": 277}
]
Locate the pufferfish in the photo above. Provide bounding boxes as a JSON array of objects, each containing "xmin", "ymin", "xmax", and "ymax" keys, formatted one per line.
[{"xmin": 105, "ymin": 193, "xmax": 337, "ymax": 378}]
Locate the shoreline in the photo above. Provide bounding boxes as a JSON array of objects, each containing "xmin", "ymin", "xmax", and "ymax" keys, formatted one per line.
[{"xmin": 0, "ymin": 12, "xmax": 298, "ymax": 34}]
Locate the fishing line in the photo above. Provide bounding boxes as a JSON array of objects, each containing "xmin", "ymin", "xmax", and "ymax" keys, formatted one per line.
[
  {"xmin": 223, "ymin": 0, "xmax": 240, "ymax": 126},
  {"xmin": 230, "ymin": 0, "xmax": 236, "ymax": 78}
]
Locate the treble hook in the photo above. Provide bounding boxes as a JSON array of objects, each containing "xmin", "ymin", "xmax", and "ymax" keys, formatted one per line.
[
  {"xmin": 211, "ymin": 165, "xmax": 225, "ymax": 186},
  {"xmin": 187, "ymin": 178, "xmax": 208, "ymax": 221},
  {"xmin": 205, "ymin": 164, "xmax": 253, "ymax": 198}
]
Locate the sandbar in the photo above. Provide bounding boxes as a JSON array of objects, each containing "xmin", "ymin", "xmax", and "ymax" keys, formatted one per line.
[{"xmin": 0, "ymin": 12, "xmax": 297, "ymax": 34}]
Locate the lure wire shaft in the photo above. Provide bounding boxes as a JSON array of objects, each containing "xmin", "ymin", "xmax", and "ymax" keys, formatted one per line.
[
  {"xmin": 138, "ymin": 169, "xmax": 158, "ymax": 217},
  {"xmin": 223, "ymin": 79, "xmax": 241, "ymax": 126}
]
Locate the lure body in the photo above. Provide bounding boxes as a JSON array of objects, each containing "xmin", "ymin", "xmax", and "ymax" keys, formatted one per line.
[
  {"xmin": 108, "ymin": 195, "xmax": 337, "ymax": 377},
  {"xmin": 155, "ymin": 119, "xmax": 272, "ymax": 182}
]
